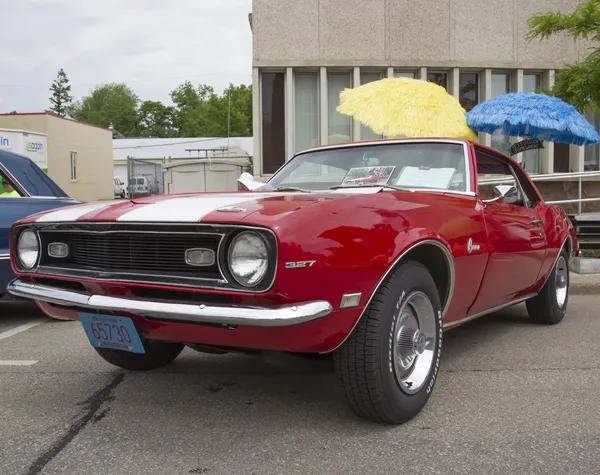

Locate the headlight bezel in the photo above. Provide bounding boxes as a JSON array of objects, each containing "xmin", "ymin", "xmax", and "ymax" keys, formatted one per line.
[
  {"xmin": 220, "ymin": 228, "xmax": 277, "ymax": 291},
  {"xmin": 15, "ymin": 228, "xmax": 41, "ymax": 271}
]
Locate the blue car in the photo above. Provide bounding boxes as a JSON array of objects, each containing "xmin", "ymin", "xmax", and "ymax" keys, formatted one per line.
[{"xmin": 0, "ymin": 149, "xmax": 80, "ymax": 298}]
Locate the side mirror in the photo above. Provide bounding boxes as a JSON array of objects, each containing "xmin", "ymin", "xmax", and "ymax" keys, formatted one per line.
[{"xmin": 482, "ymin": 185, "xmax": 520, "ymax": 205}]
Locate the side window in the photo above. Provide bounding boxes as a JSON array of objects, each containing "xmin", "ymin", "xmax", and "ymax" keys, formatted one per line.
[
  {"xmin": 0, "ymin": 169, "xmax": 24, "ymax": 198},
  {"xmin": 474, "ymin": 148, "xmax": 535, "ymax": 208}
]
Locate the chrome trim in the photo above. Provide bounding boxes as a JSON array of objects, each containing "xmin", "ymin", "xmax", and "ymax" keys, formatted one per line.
[
  {"xmin": 47, "ymin": 242, "xmax": 69, "ymax": 259},
  {"xmin": 324, "ymin": 239, "xmax": 455, "ymax": 353},
  {"xmin": 16, "ymin": 222, "xmax": 279, "ymax": 294},
  {"xmin": 271, "ymin": 139, "xmax": 473, "ymax": 194},
  {"xmin": 185, "ymin": 248, "xmax": 215, "ymax": 267},
  {"xmin": 442, "ymin": 294, "xmax": 537, "ymax": 330},
  {"xmin": 6, "ymin": 279, "xmax": 333, "ymax": 328},
  {"xmin": 0, "ymin": 254, "xmax": 9, "ymax": 260},
  {"xmin": 340, "ymin": 293, "xmax": 362, "ymax": 309},
  {"xmin": 538, "ymin": 235, "xmax": 571, "ymax": 291}
]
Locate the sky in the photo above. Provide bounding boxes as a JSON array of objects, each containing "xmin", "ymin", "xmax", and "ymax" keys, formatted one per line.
[{"xmin": 0, "ymin": 0, "xmax": 253, "ymax": 113}]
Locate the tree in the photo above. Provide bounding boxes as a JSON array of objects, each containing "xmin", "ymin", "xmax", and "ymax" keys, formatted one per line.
[
  {"xmin": 47, "ymin": 68, "xmax": 73, "ymax": 117},
  {"xmin": 70, "ymin": 83, "xmax": 140, "ymax": 136},
  {"xmin": 169, "ymin": 82, "xmax": 253, "ymax": 137},
  {"xmin": 526, "ymin": 0, "xmax": 600, "ymax": 112},
  {"xmin": 138, "ymin": 100, "xmax": 176, "ymax": 137}
]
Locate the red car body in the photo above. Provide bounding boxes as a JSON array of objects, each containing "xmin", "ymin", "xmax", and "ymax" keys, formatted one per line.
[
  {"xmin": 7, "ymin": 139, "xmax": 577, "ymax": 354},
  {"xmin": 7, "ymin": 137, "xmax": 578, "ymax": 423}
]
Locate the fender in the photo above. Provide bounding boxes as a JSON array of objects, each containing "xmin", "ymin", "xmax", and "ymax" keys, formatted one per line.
[{"xmin": 324, "ymin": 238, "xmax": 455, "ymax": 353}]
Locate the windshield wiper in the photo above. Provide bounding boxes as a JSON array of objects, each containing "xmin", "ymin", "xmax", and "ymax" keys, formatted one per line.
[
  {"xmin": 329, "ymin": 184, "xmax": 413, "ymax": 192},
  {"xmin": 273, "ymin": 186, "xmax": 313, "ymax": 193}
]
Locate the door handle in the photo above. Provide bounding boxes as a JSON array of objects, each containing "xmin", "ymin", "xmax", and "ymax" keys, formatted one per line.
[{"xmin": 531, "ymin": 219, "xmax": 544, "ymax": 227}]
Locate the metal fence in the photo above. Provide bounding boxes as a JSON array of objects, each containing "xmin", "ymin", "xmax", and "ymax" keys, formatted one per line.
[{"xmin": 126, "ymin": 157, "xmax": 164, "ymax": 198}]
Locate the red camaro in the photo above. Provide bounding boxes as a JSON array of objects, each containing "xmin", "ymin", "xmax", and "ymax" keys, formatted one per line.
[{"xmin": 7, "ymin": 138, "xmax": 577, "ymax": 424}]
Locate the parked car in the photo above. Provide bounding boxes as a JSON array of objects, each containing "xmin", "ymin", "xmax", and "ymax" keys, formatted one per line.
[
  {"xmin": 6, "ymin": 138, "xmax": 577, "ymax": 424},
  {"xmin": 0, "ymin": 149, "xmax": 79, "ymax": 299},
  {"xmin": 113, "ymin": 177, "xmax": 127, "ymax": 199},
  {"xmin": 130, "ymin": 176, "xmax": 152, "ymax": 197}
]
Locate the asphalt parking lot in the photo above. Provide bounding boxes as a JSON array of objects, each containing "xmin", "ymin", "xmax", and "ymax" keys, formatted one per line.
[{"xmin": 1, "ymin": 295, "xmax": 599, "ymax": 475}]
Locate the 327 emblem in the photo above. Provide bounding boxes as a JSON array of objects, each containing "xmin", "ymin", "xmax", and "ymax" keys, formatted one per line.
[{"xmin": 285, "ymin": 260, "xmax": 316, "ymax": 269}]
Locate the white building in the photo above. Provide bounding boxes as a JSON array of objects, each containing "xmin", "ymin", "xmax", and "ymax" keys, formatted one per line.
[{"xmin": 112, "ymin": 137, "xmax": 254, "ymax": 184}]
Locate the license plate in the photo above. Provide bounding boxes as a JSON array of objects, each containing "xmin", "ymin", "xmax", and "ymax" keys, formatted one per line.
[{"xmin": 79, "ymin": 313, "xmax": 145, "ymax": 354}]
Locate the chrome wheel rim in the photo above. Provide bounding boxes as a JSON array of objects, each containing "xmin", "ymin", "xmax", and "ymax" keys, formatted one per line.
[
  {"xmin": 555, "ymin": 255, "xmax": 568, "ymax": 308},
  {"xmin": 392, "ymin": 291, "xmax": 437, "ymax": 395}
]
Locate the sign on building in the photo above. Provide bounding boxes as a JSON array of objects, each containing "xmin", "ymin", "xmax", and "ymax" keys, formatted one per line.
[{"xmin": 0, "ymin": 128, "xmax": 48, "ymax": 172}]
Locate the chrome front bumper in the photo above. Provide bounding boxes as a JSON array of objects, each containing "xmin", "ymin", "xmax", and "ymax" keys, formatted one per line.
[{"xmin": 7, "ymin": 279, "xmax": 334, "ymax": 328}]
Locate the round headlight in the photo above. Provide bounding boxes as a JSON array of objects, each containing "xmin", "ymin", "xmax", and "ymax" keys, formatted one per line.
[
  {"xmin": 17, "ymin": 230, "xmax": 40, "ymax": 270},
  {"xmin": 228, "ymin": 231, "xmax": 269, "ymax": 287}
]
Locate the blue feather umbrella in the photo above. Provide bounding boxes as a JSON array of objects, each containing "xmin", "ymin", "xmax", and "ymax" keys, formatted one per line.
[{"xmin": 466, "ymin": 92, "xmax": 600, "ymax": 147}]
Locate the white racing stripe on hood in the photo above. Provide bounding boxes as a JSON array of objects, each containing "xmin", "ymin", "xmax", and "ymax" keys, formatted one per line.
[
  {"xmin": 115, "ymin": 193, "xmax": 298, "ymax": 222},
  {"xmin": 35, "ymin": 202, "xmax": 113, "ymax": 223}
]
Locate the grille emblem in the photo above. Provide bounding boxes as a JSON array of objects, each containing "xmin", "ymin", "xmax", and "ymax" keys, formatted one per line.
[
  {"xmin": 185, "ymin": 248, "xmax": 215, "ymax": 267},
  {"xmin": 48, "ymin": 242, "xmax": 69, "ymax": 258}
]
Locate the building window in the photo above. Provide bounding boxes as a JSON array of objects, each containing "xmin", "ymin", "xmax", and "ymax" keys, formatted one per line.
[
  {"xmin": 261, "ymin": 72, "xmax": 286, "ymax": 174},
  {"xmin": 394, "ymin": 71, "xmax": 415, "ymax": 78},
  {"xmin": 360, "ymin": 71, "xmax": 385, "ymax": 140},
  {"xmin": 523, "ymin": 73, "xmax": 543, "ymax": 173},
  {"xmin": 327, "ymin": 72, "xmax": 352, "ymax": 145},
  {"xmin": 490, "ymin": 73, "xmax": 512, "ymax": 158},
  {"xmin": 427, "ymin": 72, "xmax": 448, "ymax": 91},
  {"xmin": 459, "ymin": 72, "xmax": 479, "ymax": 112},
  {"xmin": 294, "ymin": 72, "xmax": 319, "ymax": 153},
  {"xmin": 585, "ymin": 111, "xmax": 600, "ymax": 171},
  {"xmin": 70, "ymin": 151, "xmax": 77, "ymax": 181},
  {"xmin": 523, "ymin": 73, "xmax": 541, "ymax": 93}
]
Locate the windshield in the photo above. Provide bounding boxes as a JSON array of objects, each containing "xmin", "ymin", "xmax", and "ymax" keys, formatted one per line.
[{"xmin": 267, "ymin": 142, "xmax": 468, "ymax": 192}]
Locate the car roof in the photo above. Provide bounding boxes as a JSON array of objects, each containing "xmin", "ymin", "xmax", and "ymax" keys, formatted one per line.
[{"xmin": 0, "ymin": 148, "xmax": 70, "ymax": 198}]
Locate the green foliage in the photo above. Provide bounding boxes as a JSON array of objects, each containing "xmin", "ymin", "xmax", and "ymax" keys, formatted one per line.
[
  {"xmin": 526, "ymin": 0, "xmax": 600, "ymax": 112},
  {"xmin": 47, "ymin": 68, "xmax": 73, "ymax": 117},
  {"xmin": 66, "ymin": 80, "xmax": 252, "ymax": 138},
  {"xmin": 169, "ymin": 82, "xmax": 252, "ymax": 137},
  {"xmin": 69, "ymin": 83, "xmax": 141, "ymax": 136},
  {"xmin": 138, "ymin": 100, "xmax": 177, "ymax": 138}
]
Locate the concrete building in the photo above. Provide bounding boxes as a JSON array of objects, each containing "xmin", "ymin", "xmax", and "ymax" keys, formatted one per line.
[
  {"xmin": 251, "ymin": 0, "xmax": 597, "ymax": 178},
  {"xmin": 0, "ymin": 113, "xmax": 113, "ymax": 201}
]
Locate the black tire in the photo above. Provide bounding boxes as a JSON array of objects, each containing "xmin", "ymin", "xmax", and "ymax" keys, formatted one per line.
[
  {"xmin": 334, "ymin": 260, "xmax": 443, "ymax": 424},
  {"xmin": 526, "ymin": 247, "xmax": 570, "ymax": 325},
  {"xmin": 94, "ymin": 340, "xmax": 185, "ymax": 371}
]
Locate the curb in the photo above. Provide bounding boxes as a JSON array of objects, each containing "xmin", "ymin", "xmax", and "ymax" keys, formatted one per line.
[{"xmin": 570, "ymin": 282, "xmax": 600, "ymax": 295}]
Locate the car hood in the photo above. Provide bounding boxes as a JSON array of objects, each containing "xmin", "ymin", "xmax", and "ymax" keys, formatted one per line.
[{"xmin": 23, "ymin": 188, "xmax": 389, "ymax": 225}]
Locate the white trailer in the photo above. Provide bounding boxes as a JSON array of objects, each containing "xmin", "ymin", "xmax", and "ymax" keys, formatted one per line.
[{"xmin": 0, "ymin": 128, "xmax": 48, "ymax": 172}]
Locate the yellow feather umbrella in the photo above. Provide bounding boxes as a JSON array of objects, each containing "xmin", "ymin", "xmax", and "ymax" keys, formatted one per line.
[{"xmin": 336, "ymin": 77, "xmax": 478, "ymax": 141}]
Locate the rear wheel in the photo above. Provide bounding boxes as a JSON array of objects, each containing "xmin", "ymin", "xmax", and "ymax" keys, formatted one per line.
[
  {"xmin": 526, "ymin": 247, "xmax": 570, "ymax": 325},
  {"xmin": 334, "ymin": 260, "xmax": 443, "ymax": 424},
  {"xmin": 94, "ymin": 340, "xmax": 185, "ymax": 371}
]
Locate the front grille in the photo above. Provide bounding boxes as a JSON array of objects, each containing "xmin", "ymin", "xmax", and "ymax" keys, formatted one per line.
[{"xmin": 38, "ymin": 229, "xmax": 222, "ymax": 281}]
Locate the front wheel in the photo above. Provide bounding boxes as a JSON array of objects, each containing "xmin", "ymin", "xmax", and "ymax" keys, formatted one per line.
[
  {"xmin": 94, "ymin": 340, "xmax": 185, "ymax": 371},
  {"xmin": 526, "ymin": 247, "xmax": 570, "ymax": 325},
  {"xmin": 334, "ymin": 260, "xmax": 443, "ymax": 424}
]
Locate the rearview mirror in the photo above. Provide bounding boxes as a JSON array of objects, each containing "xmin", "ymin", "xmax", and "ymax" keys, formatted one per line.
[{"xmin": 482, "ymin": 185, "xmax": 520, "ymax": 205}]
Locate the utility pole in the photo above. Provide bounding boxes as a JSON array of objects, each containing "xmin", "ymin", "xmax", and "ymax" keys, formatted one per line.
[{"xmin": 227, "ymin": 87, "xmax": 231, "ymax": 148}]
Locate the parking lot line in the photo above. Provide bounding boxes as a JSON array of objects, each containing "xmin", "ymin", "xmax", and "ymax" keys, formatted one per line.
[
  {"xmin": 0, "ymin": 360, "xmax": 38, "ymax": 366},
  {"xmin": 0, "ymin": 319, "xmax": 45, "ymax": 341}
]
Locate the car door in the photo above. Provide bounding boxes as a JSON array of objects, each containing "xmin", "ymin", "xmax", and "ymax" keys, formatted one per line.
[{"xmin": 467, "ymin": 147, "xmax": 547, "ymax": 315}]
